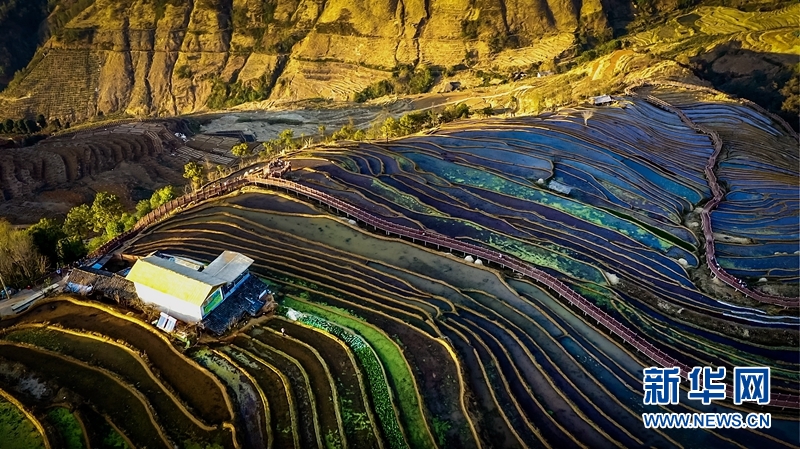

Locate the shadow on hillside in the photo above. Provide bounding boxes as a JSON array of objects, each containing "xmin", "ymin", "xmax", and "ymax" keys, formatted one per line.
[{"xmin": 689, "ymin": 41, "xmax": 799, "ymax": 131}]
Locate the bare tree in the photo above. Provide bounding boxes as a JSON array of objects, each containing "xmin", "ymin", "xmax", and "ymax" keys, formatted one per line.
[
  {"xmin": 0, "ymin": 220, "xmax": 48, "ymax": 288},
  {"xmin": 582, "ymin": 109, "xmax": 594, "ymax": 126}
]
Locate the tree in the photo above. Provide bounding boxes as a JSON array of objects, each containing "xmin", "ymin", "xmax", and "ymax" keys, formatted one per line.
[
  {"xmin": 183, "ymin": 161, "xmax": 205, "ymax": 188},
  {"xmin": 23, "ymin": 119, "xmax": 38, "ymax": 134},
  {"xmin": 150, "ymin": 185, "xmax": 178, "ymax": 209},
  {"xmin": 57, "ymin": 236, "xmax": 87, "ymax": 264},
  {"xmin": 2, "ymin": 119, "xmax": 12, "ymax": 133},
  {"xmin": 780, "ymin": 69, "xmax": 799, "ymax": 118},
  {"xmin": 381, "ymin": 117, "xmax": 403, "ymax": 141},
  {"xmin": 105, "ymin": 219, "xmax": 125, "ymax": 238},
  {"xmin": 135, "ymin": 199, "xmax": 152, "ymax": 218},
  {"xmin": 318, "ymin": 124, "xmax": 326, "ymax": 137},
  {"xmin": 0, "ymin": 219, "xmax": 47, "ymax": 289},
  {"xmin": 27, "ymin": 218, "xmax": 66, "ymax": 268},
  {"xmin": 231, "ymin": 142, "xmax": 251, "ymax": 157},
  {"xmin": 278, "ymin": 129, "xmax": 295, "ymax": 149},
  {"xmin": 582, "ymin": 109, "xmax": 594, "ymax": 126},
  {"xmin": 507, "ymin": 96, "xmax": 519, "ymax": 117},
  {"xmin": 64, "ymin": 204, "xmax": 93, "ymax": 239},
  {"xmin": 36, "ymin": 114, "xmax": 47, "ymax": 130},
  {"xmin": 90, "ymin": 192, "xmax": 124, "ymax": 233},
  {"xmin": 259, "ymin": 141, "xmax": 275, "ymax": 159}
]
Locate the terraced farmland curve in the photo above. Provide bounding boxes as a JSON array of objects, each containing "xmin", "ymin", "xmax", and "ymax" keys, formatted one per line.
[
  {"xmin": 0, "ymin": 299, "xmax": 238, "ymax": 449},
  {"xmin": 4, "ymin": 89, "xmax": 799, "ymax": 448},
  {"xmin": 236, "ymin": 176, "xmax": 800, "ymax": 409},
  {"xmin": 627, "ymin": 82, "xmax": 799, "ymax": 307},
  {"xmin": 120, "ymin": 188, "xmax": 799, "ymax": 448}
]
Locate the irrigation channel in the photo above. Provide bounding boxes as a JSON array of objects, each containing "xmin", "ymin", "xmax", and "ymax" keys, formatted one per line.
[
  {"xmin": 86, "ymin": 165, "xmax": 799, "ymax": 411},
  {"xmin": 628, "ymin": 81, "xmax": 798, "ymax": 308}
]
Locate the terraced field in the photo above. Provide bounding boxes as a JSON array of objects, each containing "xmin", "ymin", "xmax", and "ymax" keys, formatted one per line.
[{"xmin": 1, "ymin": 91, "xmax": 798, "ymax": 448}]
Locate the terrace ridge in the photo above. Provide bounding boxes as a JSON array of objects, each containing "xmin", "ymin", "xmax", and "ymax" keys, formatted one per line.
[
  {"xmin": 244, "ymin": 177, "xmax": 800, "ymax": 409},
  {"xmin": 85, "ymin": 106, "xmax": 800, "ymax": 411}
]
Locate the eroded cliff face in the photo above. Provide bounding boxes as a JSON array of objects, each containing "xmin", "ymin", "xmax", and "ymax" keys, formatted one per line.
[{"xmin": 0, "ymin": 0, "xmax": 631, "ymax": 121}]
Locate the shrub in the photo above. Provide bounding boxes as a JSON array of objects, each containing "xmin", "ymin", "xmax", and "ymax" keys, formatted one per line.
[
  {"xmin": 183, "ymin": 161, "xmax": 204, "ymax": 188},
  {"xmin": 206, "ymin": 75, "xmax": 271, "ymax": 109},
  {"xmin": 407, "ymin": 66, "xmax": 435, "ymax": 94},
  {"xmin": 175, "ymin": 65, "xmax": 192, "ymax": 79},
  {"xmin": 460, "ymin": 20, "xmax": 479, "ymax": 39},
  {"xmin": 330, "ymin": 123, "xmax": 366, "ymax": 141},
  {"xmin": 231, "ymin": 142, "xmax": 251, "ymax": 157},
  {"xmin": 353, "ymin": 79, "xmax": 394, "ymax": 103},
  {"xmin": 353, "ymin": 65, "xmax": 436, "ymax": 102}
]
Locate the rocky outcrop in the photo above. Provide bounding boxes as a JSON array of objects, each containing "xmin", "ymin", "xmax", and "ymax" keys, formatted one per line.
[{"xmin": 0, "ymin": 0, "xmax": 642, "ymax": 121}]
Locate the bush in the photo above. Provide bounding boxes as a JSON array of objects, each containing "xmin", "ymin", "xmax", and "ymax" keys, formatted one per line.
[
  {"xmin": 175, "ymin": 65, "xmax": 192, "ymax": 79},
  {"xmin": 206, "ymin": 75, "xmax": 271, "ymax": 109},
  {"xmin": 440, "ymin": 103, "xmax": 471, "ymax": 122},
  {"xmin": 231, "ymin": 142, "xmax": 251, "ymax": 157},
  {"xmin": 0, "ymin": 219, "xmax": 47, "ymax": 288},
  {"xmin": 330, "ymin": 123, "xmax": 366, "ymax": 141},
  {"xmin": 460, "ymin": 20, "xmax": 479, "ymax": 39},
  {"xmin": 149, "ymin": 185, "xmax": 179, "ymax": 210},
  {"xmin": 353, "ymin": 79, "xmax": 394, "ymax": 103},
  {"xmin": 352, "ymin": 65, "xmax": 436, "ymax": 103}
]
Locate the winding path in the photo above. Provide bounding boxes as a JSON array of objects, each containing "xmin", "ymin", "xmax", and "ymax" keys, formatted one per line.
[{"xmin": 627, "ymin": 83, "xmax": 799, "ymax": 308}]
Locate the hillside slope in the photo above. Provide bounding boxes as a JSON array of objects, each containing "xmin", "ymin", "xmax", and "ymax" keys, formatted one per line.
[{"xmin": 0, "ymin": 0, "xmax": 796, "ymax": 124}]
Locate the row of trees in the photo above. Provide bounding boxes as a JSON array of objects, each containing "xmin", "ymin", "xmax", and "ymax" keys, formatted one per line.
[
  {"xmin": 0, "ymin": 186, "xmax": 179, "ymax": 290},
  {"xmin": 0, "ymin": 114, "xmax": 64, "ymax": 135}
]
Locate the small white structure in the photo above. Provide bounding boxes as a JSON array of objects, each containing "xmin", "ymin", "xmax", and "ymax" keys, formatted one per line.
[
  {"xmin": 126, "ymin": 251, "xmax": 254, "ymax": 323},
  {"xmin": 464, "ymin": 255, "xmax": 475, "ymax": 263},
  {"xmin": 591, "ymin": 95, "xmax": 614, "ymax": 106},
  {"xmin": 548, "ymin": 180, "xmax": 572, "ymax": 195},
  {"xmin": 474, "ymin": 259, "xmax": 483, "ymax": 265},
  {"xmin": 156, "ymin": 312, "xmax": 178, "ymax": 332}
]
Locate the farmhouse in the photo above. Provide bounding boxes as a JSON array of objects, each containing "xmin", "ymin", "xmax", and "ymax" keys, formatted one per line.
[{"xmin": 126, "ymin": 250, "xmax": 273, "ymax": 333}]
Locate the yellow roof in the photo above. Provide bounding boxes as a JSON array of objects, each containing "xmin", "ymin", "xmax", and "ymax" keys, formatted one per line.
[{"xmin": 126, "ymin": 256, "xmax": 224, "ymax": 306}]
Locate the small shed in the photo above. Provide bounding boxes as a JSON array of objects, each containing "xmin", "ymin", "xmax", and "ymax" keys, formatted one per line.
[
  {"xmin": 591, "ymin": 95, "xmax": 614, "ymax": 106},
  {"xmin": 442, "ymin": 81, "xmax": 461, "ymax": 93},
  {"xmin": 64, "ymin": 267, "xmax": 137, "ymax": 304}
]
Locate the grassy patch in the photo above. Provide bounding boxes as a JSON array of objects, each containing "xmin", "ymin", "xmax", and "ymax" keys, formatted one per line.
[
  {"xmin": 46, "ymin": 408, "xmax": 86, "ymax": 449},
  {"xmin": 0, "ymin": 397, "xmax": 45, "ymax": 449},
  {"xmin": 283, "ymin": 297, "xmax": 435, "ymax": 449}
]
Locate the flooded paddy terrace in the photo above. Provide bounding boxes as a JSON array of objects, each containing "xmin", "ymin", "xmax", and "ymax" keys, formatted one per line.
[{"xmin": 1, "ymin": 95, "xmax": 798, "ymax": 448}]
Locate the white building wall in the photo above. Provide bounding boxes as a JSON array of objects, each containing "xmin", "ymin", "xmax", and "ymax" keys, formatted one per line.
[{"xmin": 133, "ymin": 283, "xmax": 203, "ymax": 323}]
